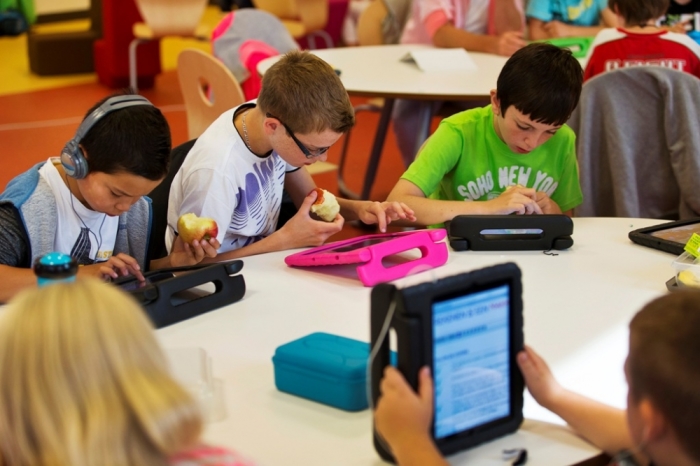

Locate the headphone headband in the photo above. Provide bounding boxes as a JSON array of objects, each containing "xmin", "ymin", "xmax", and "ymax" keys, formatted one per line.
[{"xmin": 61, "ymin": 95, "xmax": 154, "ymax": 179}]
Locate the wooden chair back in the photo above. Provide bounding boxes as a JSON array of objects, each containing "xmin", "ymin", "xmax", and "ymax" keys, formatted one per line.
[
  {"xmin": 357, "ymin": 0, "xmax": 388, "ymax": 46},
  {"xmin": 177, "ymin": 49, "xmax": 246, "ymax": 140}
]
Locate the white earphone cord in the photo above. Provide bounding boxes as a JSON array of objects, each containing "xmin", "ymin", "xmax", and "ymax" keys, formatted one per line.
[{"xmin": 66, "ymin": 174, "xmax": 106, "ymax": 262}]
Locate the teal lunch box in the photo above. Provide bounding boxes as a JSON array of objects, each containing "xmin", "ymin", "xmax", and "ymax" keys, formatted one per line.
[{"xmin": 272, "ymin": 332, "xmax": 373, "ymax": 412}]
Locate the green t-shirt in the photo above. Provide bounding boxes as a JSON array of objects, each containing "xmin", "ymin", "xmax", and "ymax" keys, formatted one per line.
[{"xmin": 402, "ymin": 105, "xmax": 583, "ymax": 213}]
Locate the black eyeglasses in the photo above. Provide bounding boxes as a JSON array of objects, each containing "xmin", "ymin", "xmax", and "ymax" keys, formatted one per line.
[{"xmin": 266, "ymin": 113, "xmax": 330, "ymax": 159}]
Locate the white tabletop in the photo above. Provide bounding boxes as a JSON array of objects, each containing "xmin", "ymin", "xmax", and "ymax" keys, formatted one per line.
[
  {"xmin": 157, "ymin": 217, "xmax": 674, "ymax": 465},
  {"xmin": 259, "ymin": 44, "xmax": 508, "ymax": 100}
]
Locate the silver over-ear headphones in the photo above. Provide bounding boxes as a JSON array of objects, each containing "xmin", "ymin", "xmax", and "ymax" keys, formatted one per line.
[{"xmin": 60, "ymin": 95, "xmax": 154, "ymax": 179}]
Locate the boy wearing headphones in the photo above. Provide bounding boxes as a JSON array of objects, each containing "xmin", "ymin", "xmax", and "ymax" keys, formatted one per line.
[
  {"xmin": 0, "ymin": 94, "xmax": 219, "ymax": 302},
  {"xmin": 374, "ymin": 291, "xmax": 700, "ymax": 466}
]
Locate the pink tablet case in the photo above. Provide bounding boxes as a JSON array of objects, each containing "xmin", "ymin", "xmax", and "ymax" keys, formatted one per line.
[{"xmin": 284, "ymin": 229, "xmax": 449, "ymax": 287}]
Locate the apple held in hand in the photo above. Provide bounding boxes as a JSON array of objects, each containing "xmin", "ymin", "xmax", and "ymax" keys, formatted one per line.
[
  {"xmin": 177, "ymin": 213, "xmax": 218, "ymax": 244},
  {"xmin": 309, "ymin": 188, "xmax": 340, "ymax": 222}
]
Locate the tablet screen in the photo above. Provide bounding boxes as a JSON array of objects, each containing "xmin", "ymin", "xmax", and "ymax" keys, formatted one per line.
[
  {"xmin": 325, "ymin": 236, "xmax": 397, "ymax": 253},
  {"xmin": 649, "ymin": 223, "xmax": 700, "ymax": 245},
  {"xmin": 432, "ymin": 284, "xmax": 510, "ymax": 439},
  {"xmin": 118, "ymin": 271, "xmax": 176, "ymax": 292}
]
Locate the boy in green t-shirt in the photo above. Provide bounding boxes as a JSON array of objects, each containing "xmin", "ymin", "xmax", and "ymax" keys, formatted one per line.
[{"xmin": 387, "ymin": 43, "xmax": 584, "ymax": 226}]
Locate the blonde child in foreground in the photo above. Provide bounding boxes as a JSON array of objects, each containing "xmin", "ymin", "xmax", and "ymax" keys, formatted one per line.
[
  {"xmin": 0, "ymin": 279, "xmax": 253, "ymax": 466},
  {"xmin": 374, "ymin": 291, "xmax": 700, "ymax": 466}
]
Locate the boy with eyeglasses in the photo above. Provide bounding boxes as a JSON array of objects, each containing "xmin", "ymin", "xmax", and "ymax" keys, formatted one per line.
[{"xmin": 167, "ymin": 50, "xmax": 415, "ymax": 259}]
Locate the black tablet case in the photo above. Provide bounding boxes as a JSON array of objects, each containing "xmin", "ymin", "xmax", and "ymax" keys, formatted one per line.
[
  {"xmin": 628, "ymin": 218, "xmax": 700, "ymax": 256},
  {"xmin": 370, "ymin": 263, "xmax": 524, "ymax": 462},
  {"xmin": 447, "ymin": 215, "xmax": 573, "ymax": 251},
  {"xmin": 117, "ymin": 261, "xmax": 246, "ymax": 328}
]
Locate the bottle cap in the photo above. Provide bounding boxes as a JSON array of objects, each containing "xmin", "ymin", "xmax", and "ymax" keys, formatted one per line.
[{"xmin": 33, "ymin": 252, "xmax": 78, "ymax": 279}]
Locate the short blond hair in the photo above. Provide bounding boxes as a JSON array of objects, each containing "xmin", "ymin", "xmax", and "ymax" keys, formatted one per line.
[
  {"xmin": 257, "ymin": 50, "xmax": 355, "ymax": 134},
  {"xmin": 0, "ymin": 279, "xmax": 203, "ymax": 466}
]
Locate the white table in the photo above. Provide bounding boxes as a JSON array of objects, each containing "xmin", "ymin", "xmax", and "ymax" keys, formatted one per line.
[{"xmin": 158, "ymin": 217, "xmax": 674, "ymax": 466}]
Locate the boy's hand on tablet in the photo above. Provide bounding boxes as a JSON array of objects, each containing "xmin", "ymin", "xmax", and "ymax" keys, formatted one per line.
[
  {"xmin": 489, "ymin": 187, "xmax": 543, "ymax": 215},
  {"xmin": 168, "ymin": 235, "xmax": 220, "ymax": 267},
  {"xmin": 375, "ymin": 366, "xmax": 434, "ymax": 447},
  {"xmin": 80, "ymin": 253, "xmax": 145, "ymax": 282},
  {"xmin": 517, "ymin": 346, "xmax": 565, "ymax": 410},
  {"xmin": 281, "ymin": 190, "xmax": 344, "ymax": 247},
  {"xmin": 535, "ymin": 192, "xmax": 563, "ymax": 214},
  {"xmin": 354, "ymin": 201, "xmax": 417, "ymax": 233}
]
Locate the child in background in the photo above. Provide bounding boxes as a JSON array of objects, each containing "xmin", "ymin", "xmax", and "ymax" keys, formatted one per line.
[
  {"xmin": 387, "ymin": 43, "xmax": 583, "ymax": 226},
  {"xmin": 393, "ymin": 0, "xmax": 527, "ymax": 167},
  {"xmin": 659, "ymin": 0, "xmax": 700, "ymax": 33},
  {"xmin": 374, "ymin": 291, "xmax": 700, "ymax": 466},
  {"xmin": 0, "ymin": 279, "xmax": 253, "ymax": 466},
  {"xmin": 167, "ymin": 51, "xmax": 414, "ymax": 261},
  {"xmin": 584, "ymin": 0, "xmax": 700, "ymax": 81},
  {"xmin": 0, "ymin": 94, "xmax": 219, "ymax": 302},
  {"xmin": 527, "ymin": 0, "xmax": 616, "ymax": 39}
]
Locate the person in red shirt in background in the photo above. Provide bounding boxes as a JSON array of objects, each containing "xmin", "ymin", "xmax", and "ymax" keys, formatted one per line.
[{"xmin": 583, "ymin": 0, "xmax": 700, "ymax": 81}]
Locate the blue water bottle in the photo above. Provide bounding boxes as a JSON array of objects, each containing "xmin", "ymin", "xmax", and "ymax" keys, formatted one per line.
[{"xmin": 33, "ymin": 252, "xmax": 78, "ymax": 287}]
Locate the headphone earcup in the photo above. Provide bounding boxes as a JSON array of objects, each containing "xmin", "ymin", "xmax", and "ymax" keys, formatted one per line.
[{"xmin": 60, "ymin": 139, "xmax": 88, "ymax": 179}]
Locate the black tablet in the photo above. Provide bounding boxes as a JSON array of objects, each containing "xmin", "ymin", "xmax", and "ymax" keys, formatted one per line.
[
  {"xmin": 370, "ymin": 263, "xmax": 524, "ymax": 461},
  {"xmin": 629, "ymin": 218, "xmax": 700, "ymax": 255},
  {"xmin": 447, "ymin": 215, "xmax": 573, "ymax": 251}
]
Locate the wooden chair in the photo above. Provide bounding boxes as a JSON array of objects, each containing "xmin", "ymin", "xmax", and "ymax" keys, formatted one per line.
[
  {"xmin": 129, "ymin": 0, "xmax": 209, "ymax": 93},
  {"xmin": 356, "ymin": 0, "xmax": 387, "ymax": 46},
  {"xmin": 177, "ymin": 49, "xmax": 246, "ymax": 140},
  {"xmin": 253, "ymin": 0, "xmax": 333, "ymax": 49}
]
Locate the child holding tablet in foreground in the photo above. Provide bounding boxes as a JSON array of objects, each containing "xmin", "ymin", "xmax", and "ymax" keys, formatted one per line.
[
  {"xmin": 386, "ymin": 43, "xmax": 584, "ymax": 226},
  {"xmin": 374, "ymin": 291, "xmax": 700, "ymax": 466},
  {"xmin": 0, "ymin": 279, "xmax": 253, "ymax": 466}
]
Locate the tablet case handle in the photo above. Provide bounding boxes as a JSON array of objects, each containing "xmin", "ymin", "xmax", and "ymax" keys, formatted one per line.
[
  {"xmin": 370, "ymin": 284, "xmax": 423, "ymax": 463},
  {"xmin": 358, "ymin": 229, "xmax": 448, "ymax": 286},
  {"xmin": 139, "ymin": 263, "xmax": 246, "ymax": 328}
]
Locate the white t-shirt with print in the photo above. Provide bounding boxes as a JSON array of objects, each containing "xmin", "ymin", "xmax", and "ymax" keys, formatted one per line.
[
  {"xmin": 166, "ymin": 103, "xmax": 297, "ymax": 254},
  {"xmin": 39, "ymin": 158, "xmax": 119, "ymax": 265}
]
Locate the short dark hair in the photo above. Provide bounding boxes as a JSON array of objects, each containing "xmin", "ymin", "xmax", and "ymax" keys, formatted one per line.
[
  {"xmin": 609, "ymin": 0, "xmax": 669, "ymax": 26},
  {"xmin": 80, "ymin": 93, "xmax": 171, "ymax": 181},
  {"xmin": 628, "ymin": 291, "xmax": 700, "ymax": 461},
  {"xmin": 496, "ymin": 43, "xmax": 583, "ymax": 126},
  {"xmin": 257, "ymin": 50, "xmax": 355, "ymax": 135}
]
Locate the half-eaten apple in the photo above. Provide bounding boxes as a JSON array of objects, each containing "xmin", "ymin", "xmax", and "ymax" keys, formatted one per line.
[
  {"xmin": 309, "ymin": 188, "xmax": 340, "ymax": 222},
  {"xmin": 177, "ymin": 213, "xmax": 219, "ymax": 245}
]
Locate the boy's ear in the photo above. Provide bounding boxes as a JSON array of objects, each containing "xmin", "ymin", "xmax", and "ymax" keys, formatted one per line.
[
  {"xmin": 639, "ymin": 398, "xmax": 668, "ymax": 444},
  {"xmin": 262, "ymin": 115, "xmax": 280, "ymax": 135},
  {"xmin": 490, "ymin": 90, "xmax": 501, "ymax": 116}
]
